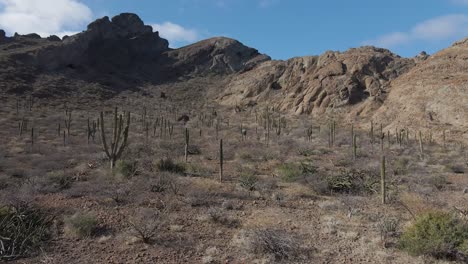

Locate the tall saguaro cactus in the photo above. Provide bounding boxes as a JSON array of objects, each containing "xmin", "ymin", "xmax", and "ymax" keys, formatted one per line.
[
  {"xmin": 381, "ymin": 155, "xmax": 386, "ymax": 204},
  {"xmin": 219, "ymin": 139, "xmax": 223, "ymax": 182},
  {"xmin": 100, "ymin": 108, "xmax": 131, "ymax": 169}
]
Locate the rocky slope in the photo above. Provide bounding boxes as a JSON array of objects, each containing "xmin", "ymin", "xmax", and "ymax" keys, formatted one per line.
[
  {"xmin": 217, "ymin": 47, "xmax": 415, "ymax": 115},
  {"xmin": 373, "ymin": 38, "xmax": 468, "ymax": 140}
]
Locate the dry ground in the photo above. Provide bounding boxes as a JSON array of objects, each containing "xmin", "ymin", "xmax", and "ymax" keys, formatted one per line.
[{"xmin": 0, "ymin": 81, "xmax": 467, "ymax": 264}]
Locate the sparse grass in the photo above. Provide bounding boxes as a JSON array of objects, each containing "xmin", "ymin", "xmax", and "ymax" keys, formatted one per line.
[
  {"xmin": 206, "ymin": 207, "xmax": 239, "ymax": 227},
  {"xmin": 248, "ymin": 229, "xmax": 300, "ymax": 260},
  {"xmin": 64, "ymin": 212, "xmax": 98, "ymax": 238}
]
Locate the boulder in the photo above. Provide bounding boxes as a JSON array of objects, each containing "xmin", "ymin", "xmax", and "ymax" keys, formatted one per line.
[{"xmin": 47, "ymin": 35, "xmax": 62, "ymax": 42}]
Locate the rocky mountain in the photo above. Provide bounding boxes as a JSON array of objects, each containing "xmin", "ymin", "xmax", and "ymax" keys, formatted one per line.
[
  {"xmin": 0, "ymin": 13, "xmax": 268, "ymax": 96},
  {"xmin": 0, "ymin": 13, "xmax": 466, "ymax": 139}
]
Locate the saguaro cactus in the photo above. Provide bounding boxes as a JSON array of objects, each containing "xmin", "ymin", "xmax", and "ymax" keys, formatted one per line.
[
  {"xmin": 100, "ymin": 108, "xmax": 131, "ymax": 169},
  {"xmin": 184, "ymin": 128, "xmax": 189, "ymax": 162},
  {"xmin": 219, "ymin": 139, "xmax": 223, "ymax": 182},
  {"xmin": 418, "ymin": 131, "xmax": 424, "ymax": 158},
  {"xmin": 353, "ymin": 133, "xmax": 358, "ymax": 160},
  {"xmin": 381, "ymin": 155, "xmax": 386, "ymax": 204},
  {"xmin": 65, "ymin": 109, "xmax": 72, "ymax": 136},
  {"xmin": 87, "ymin": 118, "xmax": 97, "ymax": 144}
]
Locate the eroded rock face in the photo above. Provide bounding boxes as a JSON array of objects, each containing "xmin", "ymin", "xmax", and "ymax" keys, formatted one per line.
[{"xmin": 218, "ymin": 46, "xmax": 414, "ymax": 114}]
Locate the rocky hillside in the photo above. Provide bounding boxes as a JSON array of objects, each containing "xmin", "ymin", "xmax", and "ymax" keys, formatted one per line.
[
  {"xmin": 218, "ymin": 47, "xmax": 415, "ymax": 115},
  {"xmin": 373, "ymin": 38, "xmax": 468, "ymax": 140}
]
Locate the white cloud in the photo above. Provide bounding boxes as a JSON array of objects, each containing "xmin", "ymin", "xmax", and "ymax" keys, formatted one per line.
[
  {"xmin": 258, "ymin": 0, "xmax": 279, "ymax": 8},
  {"xmin": 151, "ymin": 22, "xmax": 199, "ymax": 47},
  {"xmin": 363, "ymin": 14, "xmax": 468, "ymax": 48},
  {"xmin": 450, "ymin": 0, "xmax": 468, "ymax": 5},
  {"xmin": 0, "ymin": 0, "xmax": 92, "ymax": 37}
]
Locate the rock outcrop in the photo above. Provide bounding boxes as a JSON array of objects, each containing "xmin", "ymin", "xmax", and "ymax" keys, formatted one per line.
[
  {"xmin": 218, "ymin": 46, "xmax": 414, "ymax": 114},
  {"xmin": 36, "ymin": 13, "xmax": 170, "ymax": 72},
  {"xmin": 164, "ymin": 37, "xmax": 270, "ymax": 77}
]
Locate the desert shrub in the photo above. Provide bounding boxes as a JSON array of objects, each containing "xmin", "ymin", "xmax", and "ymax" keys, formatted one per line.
[
  {"xmin": 7, "ymin": 168, "xmax": 27, "ymax": 179},
  {"xmin": 445, "ymin": 164, "xmax": 465, "ymax": 174},
  {"xmin": 207, "ymin": 207, "xmax": 239, "ymax": 227},
  {"xmin": 64, "ymin": 212, "xmax": 98, "ymax": 238},
  {"xmin": 185, "ymin": 163, "xmax": 213, "ymax": 177},
  {"xmin": 297, "ymin": 148, "xmax": 315, "ymax": 157},
  {"xmin": 155, "ymin": 158, "xmax": 185, "ymax": 174},
  {"xmin": 0, "ymin": 176, "xmax": 8, "ymax": 190},
  {"xmin": 127, "ymin": 208, "xmax": 164, "ymax": 244},
  {"xmin": 115, "ymin": 160, "xmax": 138, "ymax": 178},
  {"xmin": 150, "ymin": 173, "xmax": 180, "ymax": 195},
  {"xmin": 238, "ymin": 152, "xmax": 253, "ymax": 161},
  {"xmin": 399, "ymin": 211, "xmax": 468, "ymax": 260},
  {"xmin": 276, "ymin": 162, "xmax": 316, "ymax": 182},
  {"xmin": 249, "ymin": 229, "xmax": 300, "ymax": 260},
  {"xmin": 239, "ymin": 172, "xmax": 258, "ymax": 192},
  {"xmin": 334, "ymin": 158, "xmax": 353, "ymax": 167},
  {"xmin": 393, "ymin": 157, "xmax": 410, "ymax": 175},
  {"xmin": 326, "ymin": 168, "xmax": 378, "ymax": 195},
  {"xmin": 428, "ymin": 175, "xmax": 448, "ymax": 190},
  {"xmin": 45, "ymin": 171, "xmax": 72, "ymax": 191},
  {"xmin": 0, "ymin": 203, "xmax": 54, "ymax": 260},
  {"xmin": 378, "ymin": 217, "xmax": 400, "ymax": 243}
]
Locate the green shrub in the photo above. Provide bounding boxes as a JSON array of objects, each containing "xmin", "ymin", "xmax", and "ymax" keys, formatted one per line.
[
  {"xmin": 276, "ymin": 162, "xmax": 317, "ymax": 183},
  {"xmin": 399, "ymin": 211, "xmax": 468, "ymax": 260},
  {"xmin": 326, "ymin": 168, "xmax": 378, "ymax": 195},
  {"xmin": 155, "ymin": 158, "xmax": 185, "ymax": 174},
  {"xmin": 0, "ymin": 204, "xmax": 54, "ymax": 260},
  {"xmin": 276, "ymin": 163, "xmax": 302, "ymax": 182},
  {"xmin": 64, "ymin": 212, "xmax": 98, "ymax": 238},
  {"xmin": 115, "ymin": 160, "xmax": 138, "ymax": 178}
]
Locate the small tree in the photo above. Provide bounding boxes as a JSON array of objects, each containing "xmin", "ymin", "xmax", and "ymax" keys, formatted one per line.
[{"xmin": 99, "ymin": 108, "xmax": 130, "ymax": 169}]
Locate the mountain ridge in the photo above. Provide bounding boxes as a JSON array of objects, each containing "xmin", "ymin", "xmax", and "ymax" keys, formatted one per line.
[{"xmin": 0, "ymin": 13, "xmax": 466, "ymax": 140}]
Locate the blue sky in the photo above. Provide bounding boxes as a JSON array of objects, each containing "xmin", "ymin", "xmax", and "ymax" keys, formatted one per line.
[{"xmin": 0, "ymin": 0, "xmax": 467, "ymax": 59}]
